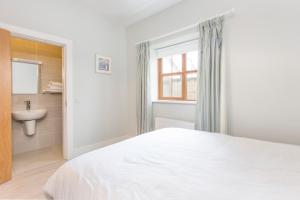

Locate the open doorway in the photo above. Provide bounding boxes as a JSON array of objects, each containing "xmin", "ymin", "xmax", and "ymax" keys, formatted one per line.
[
  {"xmin": 0, "ymin": 22, "xmax": 73, "ymax": 183},
  {"xmin": 11, "ymin": 37, "xmax": 64, "ymax": 175}
]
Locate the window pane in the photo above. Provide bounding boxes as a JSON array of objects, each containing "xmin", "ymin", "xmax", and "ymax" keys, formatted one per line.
[
  {"xmin": 186, "ymin": 73, "xmax": 197, "ymax": 100},
  {"xmin": 186, "ymin": 51, "xmax": 198, "ymax": 71},
  {"xmin": 162, "ymin": 57, "xmax": 172, "ymax": 73},
  {"xmin": 171, "ymin": 75, "xmax": 182, "ymax": 97},
  {"xmin": 162, "ymin": 76, "xmax": 171, "ymax": 97},
  {"xmin": 172, "ymin": 54, "xmax": 182, "ymax": 73},
  {"xmin": 162, "ymin": 75, "xmax": 182, "ymax": 98},
  {"xmin": 162, "ymin": 54, "xmax": 182, "ymax": 74}
]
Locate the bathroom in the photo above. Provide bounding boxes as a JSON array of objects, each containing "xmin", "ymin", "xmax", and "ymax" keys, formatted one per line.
[{"xmin": 11, "ymin": 37, "xmax": 64, "ymax": 175}]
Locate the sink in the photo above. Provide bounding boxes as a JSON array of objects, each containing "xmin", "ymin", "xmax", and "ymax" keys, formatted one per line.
[
  {"xmin": 12, "ymin": 109, "xmax": 47, "ymax": 136},
  {"xmin": 12, "ymin": 109, "xmax": 47, "ymax": 121}
]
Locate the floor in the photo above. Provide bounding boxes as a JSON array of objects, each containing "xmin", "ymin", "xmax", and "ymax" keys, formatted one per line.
[
  {"xmin": 13, "ymin": 145, "xmax": 63, "ymax": 176},
  {"xmin": 0, "ymin": 146, "xmax": 64, "ymax": 199}
]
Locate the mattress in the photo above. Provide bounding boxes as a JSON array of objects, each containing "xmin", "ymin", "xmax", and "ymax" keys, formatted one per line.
[{"xmin": 44, "ymin": 128, "xmax": 300, "ymax": 200}]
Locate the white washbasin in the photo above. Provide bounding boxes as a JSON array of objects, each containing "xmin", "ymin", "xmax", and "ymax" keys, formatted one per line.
[
  {"xmin": 12, "ymin": 109, "xmax": 47, "ymax": 121},
  {"xmin": 12, "ymin": 109, "xmax": 47, "ymax": 136}
]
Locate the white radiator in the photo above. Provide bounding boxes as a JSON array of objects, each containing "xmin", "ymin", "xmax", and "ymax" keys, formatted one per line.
[{"xmin": 154, "ymin": 117, "xmax": 195, "ymax": 130}]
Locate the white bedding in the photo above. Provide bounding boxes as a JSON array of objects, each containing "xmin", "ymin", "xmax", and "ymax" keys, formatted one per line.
[{"xmin": 44, "ymin": 128, "xmax": 300, "ymax": 200}]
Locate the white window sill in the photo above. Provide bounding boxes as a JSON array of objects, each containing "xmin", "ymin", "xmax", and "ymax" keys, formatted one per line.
[{"xmin": 152, "ymin": 100, "xmax": 196, "ymax": 105}]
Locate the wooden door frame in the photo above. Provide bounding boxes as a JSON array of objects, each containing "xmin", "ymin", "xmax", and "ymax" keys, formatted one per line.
[{"xmin": 0, "ymin": 22, "xmax": 74, "ymax": 160}]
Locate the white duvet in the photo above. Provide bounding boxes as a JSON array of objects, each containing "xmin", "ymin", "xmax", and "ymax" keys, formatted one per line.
[{"xmin": 44, "ymin": 128, "xmax": 300, "ymax": 200}]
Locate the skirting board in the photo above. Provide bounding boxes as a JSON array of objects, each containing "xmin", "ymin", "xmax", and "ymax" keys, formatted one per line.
[{"xmin": 72, "ymin": 134, "xmax": 133, "ymax": 158}]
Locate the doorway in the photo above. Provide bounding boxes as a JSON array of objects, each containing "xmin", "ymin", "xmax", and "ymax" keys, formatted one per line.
[
  {"xmin": 11, "ymin": 37, "xmax": 64, "ymax": 175},
  {"xmin": 0, "ymin": 23, "xmax": 73, "ymax": 183}
]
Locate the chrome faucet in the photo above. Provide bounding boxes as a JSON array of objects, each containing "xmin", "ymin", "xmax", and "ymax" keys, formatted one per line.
[{"xmin": 24, "ymin": 100, "xmax": 31, "ymax": 110}]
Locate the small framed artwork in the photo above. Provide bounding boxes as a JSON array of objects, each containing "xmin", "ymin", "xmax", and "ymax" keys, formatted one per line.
[{"xmin": 95, "ymin": 54, "xmax": 112, "ymax": 74}]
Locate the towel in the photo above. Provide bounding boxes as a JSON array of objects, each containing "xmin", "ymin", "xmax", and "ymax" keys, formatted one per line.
[
  {"xmin": 49, "ymin": 81, "xmax": 63, "ymax": 87},
  {"xmin": 46, "ymin": 81, "xmax": 63, "ymax": 93},
  {"xmin": 48, "ymin": 81, "xmax": 63, "ymax": 90},
  {"xmin": 48, "ymin": 85, "xmax": 62, "ymax": 90}
]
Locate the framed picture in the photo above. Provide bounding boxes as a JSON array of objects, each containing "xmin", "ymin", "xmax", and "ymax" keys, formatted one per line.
[{"xmin": 95, "ymin": 54, "xmax": 111, "ymax": 74}]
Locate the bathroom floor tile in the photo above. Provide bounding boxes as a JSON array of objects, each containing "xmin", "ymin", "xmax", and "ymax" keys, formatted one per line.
[{"xmin": 13, "ymin": 145, "xmax": 63, "ymax": 176}]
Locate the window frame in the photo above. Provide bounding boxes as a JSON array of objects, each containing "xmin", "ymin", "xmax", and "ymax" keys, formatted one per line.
[{"xmin": 158, "ymin": 53, "xmax": 197, "ymax": 101}]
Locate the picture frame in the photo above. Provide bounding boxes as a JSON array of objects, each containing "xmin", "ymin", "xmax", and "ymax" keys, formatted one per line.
[{"xmin": 95, "ymin": 54, "xmax": 111, "ymax": 74}]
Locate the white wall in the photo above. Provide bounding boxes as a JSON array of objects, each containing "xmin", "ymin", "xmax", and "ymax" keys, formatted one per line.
[
  {"xmin": 0, "ymin": 0, "xmax": 129, "ymax": 155},
  {"xmin": 127, "ymin": 0, "xmax": 300, "ymax": 145}
]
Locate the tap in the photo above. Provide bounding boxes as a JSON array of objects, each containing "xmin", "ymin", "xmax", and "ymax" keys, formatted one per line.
[{"xmin": 24, "ymin": 100, "xmax": 31, "ymax": 110}]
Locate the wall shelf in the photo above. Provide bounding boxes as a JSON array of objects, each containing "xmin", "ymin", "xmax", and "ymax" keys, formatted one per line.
[{"xmin": 42, "ymin": 89, "xmax": 63, "ymax": 94}]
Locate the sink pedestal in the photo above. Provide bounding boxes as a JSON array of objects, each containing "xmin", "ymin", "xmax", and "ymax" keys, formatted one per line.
[
  {"xmin": 12, "ymin": 109, "xmax": 47, "ymax": 136},
  {"xmin": 24, "ymin": 120, "xmax": 36, "ymax": 136}
]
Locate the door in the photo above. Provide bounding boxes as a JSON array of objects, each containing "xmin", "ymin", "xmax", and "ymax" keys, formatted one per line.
[{"xmin": 0, "ymin": 28, "xmax": 12, "ymax": 184}]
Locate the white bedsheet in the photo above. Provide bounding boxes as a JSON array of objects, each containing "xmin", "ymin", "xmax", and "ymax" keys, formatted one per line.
[{"xmin": 44, "ymin": 128, "xmax": 300, "ymax": 200}]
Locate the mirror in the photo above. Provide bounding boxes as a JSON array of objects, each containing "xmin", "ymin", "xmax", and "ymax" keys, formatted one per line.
[{"xmin": 12, "ymin": 61, "xmax": 39, "ymax": 94}]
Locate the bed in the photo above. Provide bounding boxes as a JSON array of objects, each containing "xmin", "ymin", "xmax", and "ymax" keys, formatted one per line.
[{"xmin": 44, "ymin": 128, "xmax": 300, "ymax": 200}]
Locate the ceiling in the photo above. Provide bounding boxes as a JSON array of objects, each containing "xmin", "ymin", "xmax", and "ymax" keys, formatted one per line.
[{"xmin": 81, "ymin": 0, "xmax": 183, "ymax": 26}]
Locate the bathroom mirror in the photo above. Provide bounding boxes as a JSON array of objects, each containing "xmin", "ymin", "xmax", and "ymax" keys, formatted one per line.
[{"xmin": 12, "ymin": 61, "xmax": 40, "ymax": 94}]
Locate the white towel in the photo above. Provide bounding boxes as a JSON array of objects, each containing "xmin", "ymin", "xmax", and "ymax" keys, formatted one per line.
[
  {"xmin": 48, "ymin": 85, "xmax": 62, "ymax": 90},
  {"xmin": 49, "ymin": 81, "xmax": 63, "ymax": 87},
  {"xmin": 48, "ymin": 81, "xmax": 63, "ymax": 90},
  {"xmin": 46, "ymin": 81, "xmax": 63, "ymax": 93}
]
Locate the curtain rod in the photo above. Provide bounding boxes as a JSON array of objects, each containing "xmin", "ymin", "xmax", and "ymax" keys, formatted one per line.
[
  {"xmin": 154, "ymin": 38, "xmax": 199, "ymax": 51},
  {"xmin": 136, "ymin": 8, "xmax": 235, "ymax": 45}
]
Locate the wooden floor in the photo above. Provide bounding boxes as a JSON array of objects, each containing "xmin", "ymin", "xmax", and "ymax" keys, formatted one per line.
[
  {"xmin": 0, "ymin": 161, "xmax": 64, "ymax": 199},
  {"xmin": 0, "ymin": 158, "xmax": 64, "ymax": 199}
]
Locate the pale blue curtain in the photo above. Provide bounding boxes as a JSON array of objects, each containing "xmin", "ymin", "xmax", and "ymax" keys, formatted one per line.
[
  {"xmin": 195, "ymin": 17, "xmax": 224, "ymax": 132},
  {"xmin": 136, "ymin": 42, "xmax": 153, "ymax": 134}
]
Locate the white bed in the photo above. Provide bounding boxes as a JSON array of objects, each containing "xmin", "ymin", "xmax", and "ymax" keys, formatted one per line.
[{"xmin": 44, "ymin": 128, "xmax": 300, "ymax": 200}]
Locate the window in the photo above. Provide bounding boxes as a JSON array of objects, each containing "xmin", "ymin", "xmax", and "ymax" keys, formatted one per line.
[{"xmin": 157, "ymin": 50, "xmax": 198, "ymax": 101}]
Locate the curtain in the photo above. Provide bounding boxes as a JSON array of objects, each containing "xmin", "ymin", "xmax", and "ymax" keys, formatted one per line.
[
  {"xmin": 136, "ymin": 42, "xmax": 153, "ymax": 134},
  {"xmin": 195, "ymin": 17, "xmax": 224, "ymax": 133}
]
